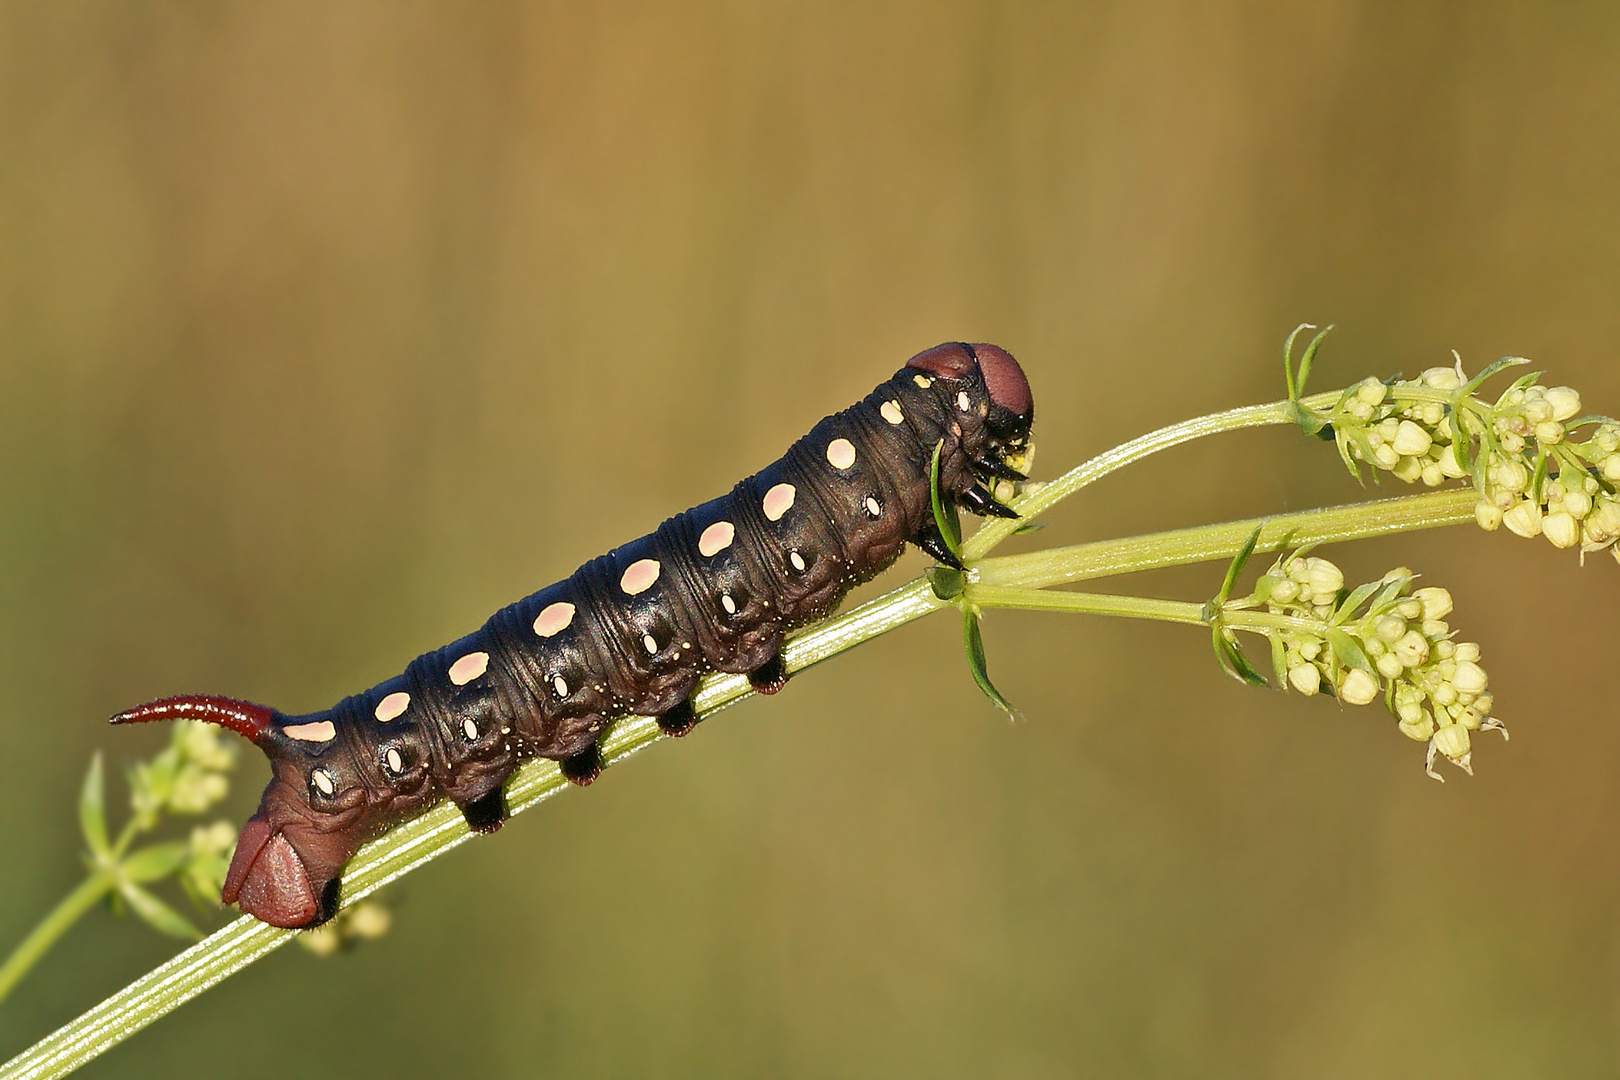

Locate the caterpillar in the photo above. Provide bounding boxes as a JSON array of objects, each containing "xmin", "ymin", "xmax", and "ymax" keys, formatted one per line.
[{"xmin": 110, "ymin": 343, "xmax": 1035, "ymax": 929}]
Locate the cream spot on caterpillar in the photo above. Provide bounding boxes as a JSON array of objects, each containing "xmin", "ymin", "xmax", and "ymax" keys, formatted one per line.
[
  {"xmin": 789, "ymin": 550, "xmax": 806, "ymax": 572},
  {"xmin": 384, "ymin": 747, "xmax": 404, "ymax": 775},
  {"xmin": 284, "ymin": 720, "xmax": 336, "ymax": 743},
  {"xmin": 449, "ymin": 651, "xmax": 489, "ymax": 686},
  {"xmin": 552, "ymin": 675, "xmax": 569, "ymax": 697},
  {"xmin": 462, "ymin": 718, "xmax": 479, "ymax": 740},
  {"xmin": 865, "ymin": 496, "xmax": 882, "ymax": 517},
  {"xmin": 621, "ymin": 559, "xmax": 661, "ymax": 595},
  {"xmin": 643, "ymin": 633, "xmax": 659, "ymax": 655},
  {"xmin": 913, "ymin": 374, "xmax": 932, "ymax": 388},
  {"xmin": 533, "ymin": 601, "xmax": 575, "ymax": 637},
  {"xmin": 763, "ymin": 483, "xmax": 796, "ymax": 521},
  {"xmin": 374, "ymin": 692, "xmax": 410, "ymax": 723},
  {"xmin": 721, "ymin": 593, "xmax": 737, "ymax": 615},
  {"xmin": 311, "ymin": 768, "xmax": 336, "ymax": 796},
  {"xmin": 957, "ymin": 390, "xmax": 971, "ymax": 411},
  {"xmin": 698, "ymin": 521, "xmax": 735, "ymax": 557},
  {"xmin": 880, "ymin": 400, "xmax": 904, "ymax": 425},
  {"xmin": 826, "ymin": 438, "xmax": 856, "ymax": 470}
]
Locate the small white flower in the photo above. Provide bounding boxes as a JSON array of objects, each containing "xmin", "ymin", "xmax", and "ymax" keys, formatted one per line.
[
  {"xmin": 1432, "ymin": 723, "xmax": 1472, "ymax": 762},
  {"xmin": 1412, "ymin": 586, "xmax": 1453, "ymax": 621},
  {"xmin": 1451, "ymin": 660, "xmax": 1488, "ymax": 695},
  {"xmin": 1534, "ymin": 420, "xmax": 1565, "ymax": 445},
  {"xmin": 1475, "ymin": 501, "xmax": 1504, "ymax": 531},
  {"xmin": 1420, "ymin": 367, "xmax": 1462, "ymax": 390},
  {"xmin": 1302, "ymin": 557, "xmax": 1344, "ymax": 598},
  {"xmin": 1356, "ymin": 378, "xmax": 1388, "ymax": 406}
]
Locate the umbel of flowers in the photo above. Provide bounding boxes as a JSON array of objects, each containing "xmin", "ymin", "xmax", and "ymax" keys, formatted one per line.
[
  {"xmin": 1296, "ymin": 346, "xmax": 1620, "ymax": 565},
  {"xmin": 1235, "ymin": 552, "xmax": 1502, "ymax": 781}
]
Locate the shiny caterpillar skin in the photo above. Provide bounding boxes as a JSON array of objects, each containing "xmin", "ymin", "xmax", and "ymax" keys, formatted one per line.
[{"xmin": 111, "ymin": 343, "xmax": 1035, "ymax": 929}]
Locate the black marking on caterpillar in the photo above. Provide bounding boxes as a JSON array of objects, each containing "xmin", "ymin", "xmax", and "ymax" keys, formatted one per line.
[{"xmin": 110, "ymin": 343, "xmax": 1035, "ymax": 928}]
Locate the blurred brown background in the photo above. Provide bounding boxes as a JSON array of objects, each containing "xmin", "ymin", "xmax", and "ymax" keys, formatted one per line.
[{"xmin": 3, "ymin": 3, "xmax": 1619, "ymax": 1076}]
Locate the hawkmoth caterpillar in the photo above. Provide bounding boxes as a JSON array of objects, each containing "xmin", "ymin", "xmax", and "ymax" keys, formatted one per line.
[{"xmin": 111, "ymin": 343, "xmax": 1035, "ymax": 929}]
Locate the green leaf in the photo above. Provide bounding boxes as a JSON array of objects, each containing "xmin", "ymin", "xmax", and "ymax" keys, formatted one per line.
[
  {"xmin": 1461, "ymin": 355, "xmax": 1530, "ymax": 397},
  {"xmin": 118, "ymin": 883, "xmax": 202, "ymax": 940},
  {"xmin": 1335, "ymin": 580, "xmax": 1383, "ymax": 623},
  {"xmin": 929, "ymin": 441, "xmax": 962, "ymax": 558},
  {"xmin": 928, "ymin": 565, "xmax": 966, "ymax": 600},
  {"xmin": 1214, "ymin": 524, "xmax": 1265, "ymax": 608},
  {"xmin": 120, "ymin": 841, "xmax": 192, "ymax": 885},
  {"xmin": 962, "ymin": 610, "xmax": 1019, "ymax": 718},
  {"xmin": 1293, "ymin": 324, "xmax": 1333, "ymax": 399},
  {"xmin": 1268, "ymin": 632, "xmax": 1289, "ymax": 684},
  {"xmin": 1325, "ymin": 628, "xmax": 1371, "ymax": 674},
  {"xmin": 1212, "ymin": 627, "xmax": 1269, "ymax": 687},
  {"xmin": 79, "ymin": 753, "xmax": 109, "ymax": 861},
  {"xmin": 1010, "ymin": 520, "xmax": 1048, "ymax": 536}
]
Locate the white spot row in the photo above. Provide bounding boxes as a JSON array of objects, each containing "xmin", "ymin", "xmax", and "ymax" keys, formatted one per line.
[
  {"xmin": 449, "ymin": 651, "xmax": 488, "ymax": 686},
  {"xmin": 880, "ymin": 399, "xmax": 904, "ymax": 425},
  {"xmin": 763, "ymin": 482, "xmax": 796, "ymax": 521},
  {"xmin": 699, "ymin": 521, "xmax": 734, "ymax": 557},
  {"xmin": 621, "ymin": 558, "xmax": 660, "ymax": 595},
  {"xmin": 825, "ymin": 437, "xmax": 856, "ymax": 470}
]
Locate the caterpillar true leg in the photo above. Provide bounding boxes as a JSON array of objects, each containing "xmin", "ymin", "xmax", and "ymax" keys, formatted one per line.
[{"xmin": 458, "ymin": 789, "xmax": 507, "ymax": 833}]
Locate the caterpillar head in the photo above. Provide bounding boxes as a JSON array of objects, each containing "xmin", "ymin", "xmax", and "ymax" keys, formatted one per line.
[
  {"xmin": 905, "ymin": 341, "xmax": 1035, "ymax": 475},
  {"xmin": 111, "ymin": 695, "xmax": 380, "ymax": 928}
]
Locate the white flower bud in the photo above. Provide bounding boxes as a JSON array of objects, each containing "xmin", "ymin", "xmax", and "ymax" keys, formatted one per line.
[
  {"xmin": 1453, "ymin": 642, "xmax": 1481, "ymax": 663},
  {"xmin": 1522, "ymin": 396, "xmax": 1553, "ymax": 424},
  {"xmin": 1534, "ymin": 420, "xmax": 1565, "ymax": 445},
  {"xmin": 1399, "ymin": 714, "xmax": 1436, "ymax": 742},
  {"xmin": 1420, "ymin": 367, "xmax": 1462, "ymax": 390},
  {"xmin": 1393, "ymin": 630, "xmax": 1430, "ymax": 667},
  {"xmin": 1302, "ymin": 557, "xmax": 1344, "ymax": 597},
  {"xmin": 1544, "ymin": 386, "xmax": 1582, "ymax": 422},
  {"xmin": 1391, "ymin": 420, "xmax": 1433, "ymax": 457},
  {"xmin": 1436, "ymin": 443, "xmax": 1468, "ymax": 479},
  {"xmin": 1356, "ymin": 378, "xmax": 1388, "ymax": 406},
  {"xmin": 1288, "ymin": 664, "xmax": 1322, "ymax": 696},
  {"xmin": 1543, "ymin": 510, "xmax": 1580, "ymax": 549},
  {"xmin": 1432, "ymin": 682, "xmax": 1458, "ymax": 707},
  {"xmin": 1374, "ymin": 615, "xmax": 1407, "ymax": 643},
  {"xmin": 1432, "ymin": 723, "xmax": 1471, "ymax": 762},
  {"xmin": 1475, "ymin": 501, "xmax": 1503, "ymax": 531},
  {"xmin": 1391, "ymin": 455, "xmax": 1424, "ymax": 483},
  {"xmin": 1377, "ymin": 653, "xmax": 1406, "ymax": 680},
  {"xmin": 1268, "ymin": 578, "xmax": 1300, "ymax": 606},
  {"xmin": 1563, "ymin": 489, "xmax": 1593, "ymax": 519},
  {"xmin": 1373, "ymin": 443, "xmax": 1400, "ymax": 468},
  {"xmin": 1396, "ymin": 598, "xmax": 1423, "ymax": 620},
  {"xmin": 1338, "ymin": 668, "xmax": 1380, "ymax": 705},
  {"xmin": 1502, "ymin": 499, "xmax": 1543, "ymax": 538},
  {"xmin": 1492, "ymin": 460, "xmax": 1530, "ymax": 492},
  {"xmin": 1583, "ymin": 499, "xmax": 1620, "ymax": 544},
  {"xmin": 1603, "ymin": 455, "xmax": 1620, "ymax": 482},
  {"xmin": 1395, "ymin": 696, "xmax": 1426, "ymax": 724},
  {"xmin": 1412, "ymin": 586, "xmax": 1453, "ymax": 621},
  {"xmin": 1420, "ymin": 462, "xmax": 1444, "ymax": 487},
  {"xmin": 1451, "ymin": 660, "xmax": 1488, "ymax": 695}
]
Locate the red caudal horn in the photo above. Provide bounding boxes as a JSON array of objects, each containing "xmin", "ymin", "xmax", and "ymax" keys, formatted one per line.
[{"xmin": 109, "ymin": 694, "xmax": 277, "ymax": 744}]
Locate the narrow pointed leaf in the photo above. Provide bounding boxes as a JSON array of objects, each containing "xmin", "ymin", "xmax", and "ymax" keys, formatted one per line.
[
  {"xmin": 963, "ymin": 610, "xmax": 1019, "ymax": 717},
  {"xmin": 121, "ymin": 841, "xmax": 192, "ymax": 885},
  {"xmin": 1461, "ymin": 355, "xmax": 1530, "ymax": 396},
  {"xmin": 79, "ymin": 753, "xmax": 110, "ymax": 860},
  {"xmin": 929, "ymin": 441, "xmax": 962, "ymax": 558},
  {"xmin": 1214, "ymin": 525, "xmax": 1265, "ymax": 608},
  {"xmin": 118, "ymin": 884, "xmax": 202, "ymax": 940},
  {"xmin": 1212, "ymin": 627, "xmax": 1269, "ymax": 687},
  {"xmin": 1325, "ymin": 628, "xmax": 1371, "ymax": 674}
]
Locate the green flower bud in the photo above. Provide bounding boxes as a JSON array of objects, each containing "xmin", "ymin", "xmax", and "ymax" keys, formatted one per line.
[
  {"xmin": 1420, "ymin": 367, "xmax": 1462, "ymax": 390},
  {"xmin": 1393, "ymin": 630, "xmax": 1430, "ymax": 668},
  {"xmin": 1451, "ymin": 660, "xmax": 1488, "ymax": 695},
  {"xmin": 1399, "ymin": 714, "xmax": 1436, "ymax": 742},
  {"xmin": 1301, "ymin": 557, "xmax": 1344, "ymax": 598},
  {"xmin": 1475, "ymin": 501, "xmax": 1504, "ymax": 531}
]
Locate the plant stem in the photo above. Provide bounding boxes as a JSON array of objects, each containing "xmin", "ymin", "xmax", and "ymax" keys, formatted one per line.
[
  {"xmin": 0, "ymin": 873, "xmax": 114, "ymax": 1005},
  {"xmin": 962, "ymin": 393, "xmax": 1340, "ymax": 560}
]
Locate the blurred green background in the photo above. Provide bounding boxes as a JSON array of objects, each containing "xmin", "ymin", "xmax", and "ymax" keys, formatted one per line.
[{"xmin": 3, "ymin": 3, "xmax": 1619, "ymax": 1076}]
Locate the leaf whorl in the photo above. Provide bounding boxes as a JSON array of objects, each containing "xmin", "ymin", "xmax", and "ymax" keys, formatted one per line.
[{"xmin": 113, "ymin": 343, "xmax": 1034, "ymax": 927}]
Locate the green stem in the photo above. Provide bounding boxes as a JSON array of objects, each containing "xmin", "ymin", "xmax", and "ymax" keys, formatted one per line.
[
  {"xmin": 961, "ymin": 392, "xmax": 1340, "ymax": 560},
  {"xmin": 0, "ymin": 872, "xmax": 115, "ymax": 1005},
  {"xmin": 966, "ymin": 585, "xmax": 1331, "ymax": 638}
]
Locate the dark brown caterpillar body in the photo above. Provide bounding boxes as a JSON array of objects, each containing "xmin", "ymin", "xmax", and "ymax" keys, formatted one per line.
[{"xmin": 112, "ymin": 343, "xmax": 1035, "ymax": 928}]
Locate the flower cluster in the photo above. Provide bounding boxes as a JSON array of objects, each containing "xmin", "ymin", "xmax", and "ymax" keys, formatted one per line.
[
  {"xmin": 1243, "ymin": 554, "xmax": 1503, "ymax": 780},
  {"xmin": 1308, "ymin": 357, "xmax": 1620, "ymax": 564},
  {"xmin": 127, "ymin": 720, "xmax": 236, "ymax": 825}
]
